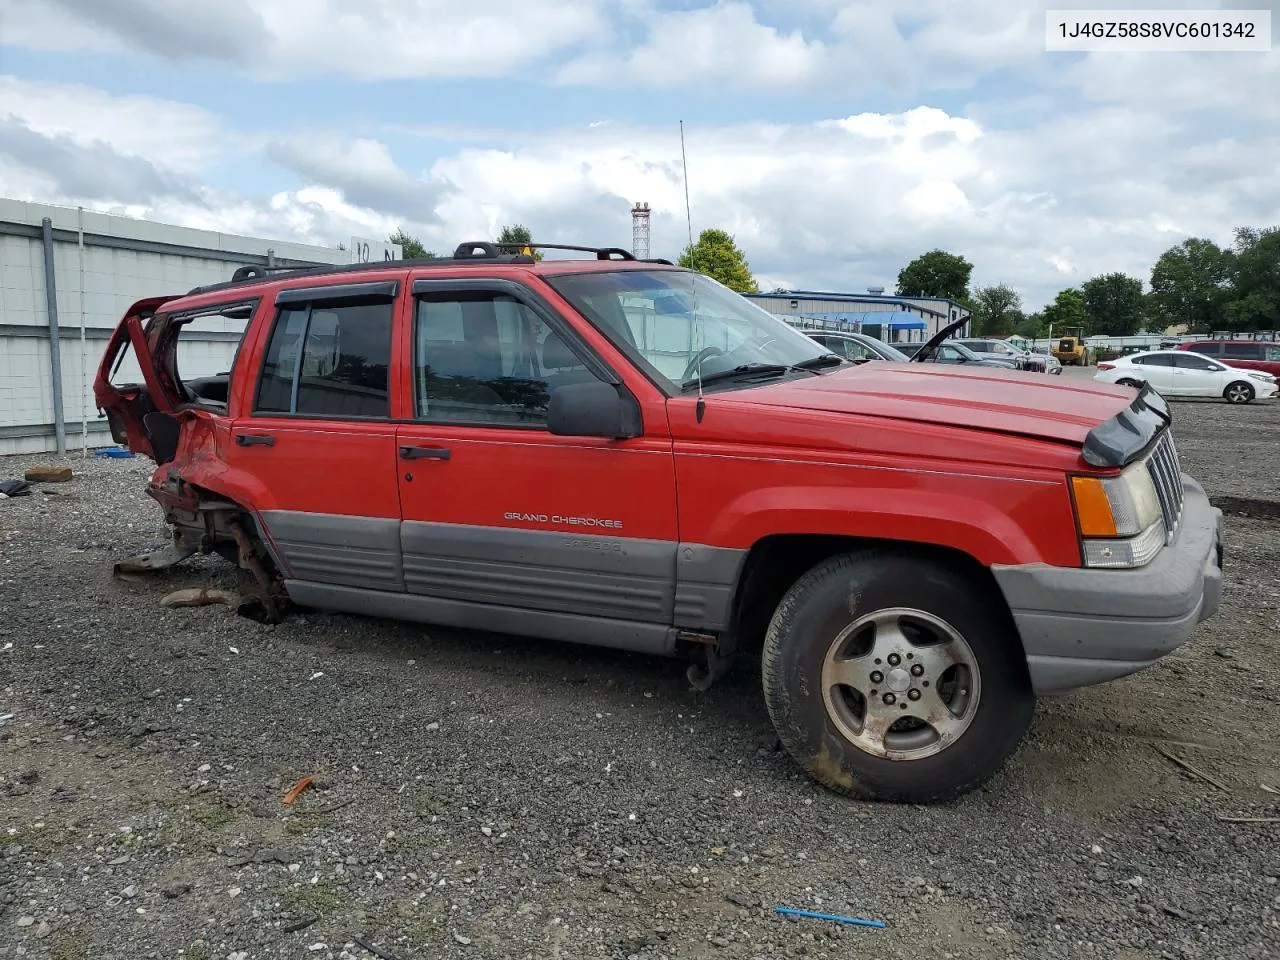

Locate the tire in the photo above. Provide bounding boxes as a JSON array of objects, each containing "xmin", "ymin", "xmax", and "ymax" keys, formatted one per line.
[
  {"xmin": 761, "ymin": 549, "xmax": 1034, "ymax": 804},
  {"xmin": 1224, "ymin": 381, "xmax": 1254, "ymax": 404}
]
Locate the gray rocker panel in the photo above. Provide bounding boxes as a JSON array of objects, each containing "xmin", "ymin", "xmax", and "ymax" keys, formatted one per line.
[
  {"xmin": 284, "ymin": 580, "xmax": 679, "ymax": 656},
  {"xmin": 401, "ymin": 521, "xmax": 678, "ymax": 623}
]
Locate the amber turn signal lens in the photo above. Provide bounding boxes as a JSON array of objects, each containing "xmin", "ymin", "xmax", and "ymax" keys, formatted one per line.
[{"xmin": 1071, "ymin": 476, "xmax": 1118, "ymax": 537}]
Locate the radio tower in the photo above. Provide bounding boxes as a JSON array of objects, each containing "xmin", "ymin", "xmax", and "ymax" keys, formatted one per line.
[{"xmin": 631, "ymin": 202, "xmax": 651, "ymax": 260}]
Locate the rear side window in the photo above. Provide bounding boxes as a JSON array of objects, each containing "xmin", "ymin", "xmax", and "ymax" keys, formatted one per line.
[
  {"xmin": 1221, "ymin": 342, "xmax": 1261, "ymax": 359},
  {"xmin": 254, "ymin": 298, "xmax": 394, "ymax": 418}
]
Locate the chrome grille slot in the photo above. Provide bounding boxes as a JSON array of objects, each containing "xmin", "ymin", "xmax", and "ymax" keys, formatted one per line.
[{"xmin": 1145, "ymin": 431, "xmax": 1184, "ymax": 542}]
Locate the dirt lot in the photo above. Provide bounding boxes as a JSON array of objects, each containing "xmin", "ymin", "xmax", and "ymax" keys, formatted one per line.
[{"xmin": 2, "ymin": 389, "xmax": 1278, "ymax": 960}]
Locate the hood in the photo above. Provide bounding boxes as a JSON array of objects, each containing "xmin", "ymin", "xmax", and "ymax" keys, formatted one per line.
[{"xmin": 717, "ymin": 363, "xmax": 1134, "ymax": 446}]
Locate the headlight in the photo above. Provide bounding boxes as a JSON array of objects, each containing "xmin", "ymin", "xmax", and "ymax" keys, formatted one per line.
[
  {"xmin": 1248, "ymin": 372, "xmax": 1275, "ymax": 383},
  {"xmin": 1070, "ymin": 464, "xmax": 1166, "ymax": 568}
]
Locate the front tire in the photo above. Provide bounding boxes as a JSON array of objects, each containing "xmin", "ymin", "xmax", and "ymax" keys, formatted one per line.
[
  {"xmin": 1224, "ymin": 381, "xmax": 1254, "ymax": 404},
  {"xmin": 761, "ymin": 549, "xmax": 1034, "ymax": 803}
]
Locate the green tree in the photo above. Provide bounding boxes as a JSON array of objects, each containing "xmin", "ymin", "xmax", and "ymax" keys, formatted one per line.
[
  {"xmin": 388, "ymin": 229, "xmax": 434, "ymax": 260},
  {"xmin": 895, "ymin": 250, "xmax": 974, "ymax": 302},
  {"xmin": 1081, "ymin": 272, "xmax": 1145, "ymax": 336},
  {"xmin": 1041, "ymin": 288, "xmax": 1088, "ymax": 336},
  {"xmin": 969, "ymin": 284, "xmax": 1023, "ymax": 336},
  {"xmin": 1015, "ymin": 311, "xmax": 1046, "ymax": 340},
  {"xmin": 678, "ymin": 228, "xmax": 759, "ymax": 293},
  {"xmin": 1223, "ymin": 226, "xmax": 1280, "ymax": 332},
  {"xmin": 497, "ymin": 223, "xmax": 543, "ymax": 260},
  {"xmin": 1147, "ymin": 238, "xmax": 1232, "ymax": 333}
]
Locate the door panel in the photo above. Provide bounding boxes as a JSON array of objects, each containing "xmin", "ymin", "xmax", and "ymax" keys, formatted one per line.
[
  {"xmin": 228, "ymin": 288, "xmax": 404, "ymax": 591},
  {"xmin": 396, "ymin": 284, "xmax": 679, "ymax": 624},
  {"xmin": 1133, "ymin": 356, "xmax": 1175, "ymax": 391},
  {"xmin": 1172, "ymin": 353, "xmax": 1220, "ymax": 396}
]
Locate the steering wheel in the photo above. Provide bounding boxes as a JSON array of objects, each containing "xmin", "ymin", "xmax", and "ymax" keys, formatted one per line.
[{"xmin": 682, "ymin": 346, "xmax": 725, "ymax": 382}]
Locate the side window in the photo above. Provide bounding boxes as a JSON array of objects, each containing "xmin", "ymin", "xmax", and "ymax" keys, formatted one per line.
[
  {"xmin": 1195, "ymin": 342, "xmax": 1223, "ymax": 356},
  {"xmin": 1176, "ymin": 353, "xmax": 1217, "ymax": 370},
  {"xmin": 415, "ymin": 292, "xmax": 605, "ymax": 426},
  {"xmin": 1265, "ymin": 346, "xmax": 1280, "ymax": 362},
  {"xmin": 937, "ymin": 345, "xmax": 961, "ymax": 360},
  {"xmin": 1221, "ymin": 342, "xmax": 1260, "ymax": 359},
  {"xmin": 254, "ymin": 298, "xmax": 393, "ymax": 418}
]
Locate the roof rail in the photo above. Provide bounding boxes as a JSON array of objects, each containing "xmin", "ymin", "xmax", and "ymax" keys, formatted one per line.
[
  {"xmin": 481, "ymin": 241, "xmax": 637, "ymax": 261},
  {"xmin": 187, "ymin": 242, "xmax": 675, "ymax": 297}
]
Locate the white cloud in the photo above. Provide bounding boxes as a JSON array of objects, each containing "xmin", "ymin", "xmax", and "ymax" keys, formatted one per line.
[
  {"xmin": 0, "ymin": 76, "xmax": 225, "ymax": 173},
  {"xmin": 556, "ymin": 1, "xmax": 830, "ymax": 89},
  {"xmin": 7, "ymin": 95, "xmax": 1276, "ymax": 308},
  {"xmin": 8, "ymin": 0, "xmax": 611, "ymax": 80}
]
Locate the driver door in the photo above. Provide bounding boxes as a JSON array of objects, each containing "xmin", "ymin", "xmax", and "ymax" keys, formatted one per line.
[{"xmin": 393, "ymin": 279, "xmax": 681, "ymax": 627}]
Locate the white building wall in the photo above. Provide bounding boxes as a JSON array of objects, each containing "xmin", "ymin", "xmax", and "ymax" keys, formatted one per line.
[{"xmin": 0, "ymin": 199, "xmax": 374, "ymax": 456}]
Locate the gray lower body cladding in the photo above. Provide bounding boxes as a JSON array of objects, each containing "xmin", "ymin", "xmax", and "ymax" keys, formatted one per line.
[
  {"xmin": 992, "ymin": 474, "xmax": 1224, "ymax": 694},
  {"xmin": 256, "ymin": 513, "xmax": 747, "ymax": 654}
]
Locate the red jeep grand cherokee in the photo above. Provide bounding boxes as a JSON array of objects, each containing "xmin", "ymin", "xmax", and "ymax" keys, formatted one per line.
[{"xmin": 95, "ymin": 242, "xmax": 1224, "ymax": 803}]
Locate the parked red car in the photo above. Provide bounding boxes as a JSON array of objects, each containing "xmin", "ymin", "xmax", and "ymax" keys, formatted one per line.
[
  {"xmin": 94, "ymin": 242, "xmax": 1223, "ymax": 804},
  {"xmin": 1174, "ymin": 339, "xmax": 1280, "ymax": 379}
]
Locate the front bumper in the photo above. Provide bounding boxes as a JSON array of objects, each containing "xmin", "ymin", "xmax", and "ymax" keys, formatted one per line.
[{"xmin": 992, "ymin": 475, "xmax": 1224, "ymax": 694}]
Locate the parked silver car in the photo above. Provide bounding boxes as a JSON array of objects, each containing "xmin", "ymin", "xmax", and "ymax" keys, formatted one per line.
[
  {"xmin": 805, "ymin": 331, "xmax": 911, "ymax": 362},
  {"xmin": 955, "ymin": 339, "xmax": 1053, "ymax": 373}
]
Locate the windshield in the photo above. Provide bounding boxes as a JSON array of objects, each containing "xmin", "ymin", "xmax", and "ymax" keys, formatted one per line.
[{"xmin": 545, "ymin": 269, "xmax": 837, "ymax": 391}]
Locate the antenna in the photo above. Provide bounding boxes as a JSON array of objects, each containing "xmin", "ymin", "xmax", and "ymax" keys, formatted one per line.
[{"xmin": 679, "ymin": 121, "xmax": 694, "ymax": 251}]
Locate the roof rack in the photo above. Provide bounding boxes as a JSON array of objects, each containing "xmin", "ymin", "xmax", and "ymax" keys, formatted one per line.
[{"xmin": 186, "ymin": 242, "xmax": 676, "ymax": 296}]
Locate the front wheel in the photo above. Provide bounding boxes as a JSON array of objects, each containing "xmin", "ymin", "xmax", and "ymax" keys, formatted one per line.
[
  {"xmin": 1224, "ymin": 381, "xmax": 1254, "ymax": 404},
  {"xmin": 761, "ymin": 550, "xmax": 1034, "ymax": 803}
]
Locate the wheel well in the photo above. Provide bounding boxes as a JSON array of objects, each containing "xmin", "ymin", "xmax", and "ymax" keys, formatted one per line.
[{"xmin": 726, "ymin": 534, "xmax": 1009, "ymax": 654}]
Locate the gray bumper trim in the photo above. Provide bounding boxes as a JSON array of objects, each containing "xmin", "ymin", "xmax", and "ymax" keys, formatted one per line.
[{"xmin": 992, "ymin": 475, "xmax": 1223, "ymax": 694}]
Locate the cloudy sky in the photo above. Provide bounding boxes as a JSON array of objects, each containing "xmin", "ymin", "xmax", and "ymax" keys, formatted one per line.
[{"xmin": 0, "ymin": 0, "xmax": 1276, "ymax": 307}]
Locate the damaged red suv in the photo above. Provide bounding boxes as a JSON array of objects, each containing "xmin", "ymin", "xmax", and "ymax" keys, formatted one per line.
[{"xmin": 95, "ymin": 242, "xmax": 1224, "ymax": 803}]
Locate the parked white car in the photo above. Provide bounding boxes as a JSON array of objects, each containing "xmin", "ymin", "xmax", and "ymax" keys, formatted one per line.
[{"xmin": 1095, "ymin": 349, "xmax": 1279, "ymax": 404}]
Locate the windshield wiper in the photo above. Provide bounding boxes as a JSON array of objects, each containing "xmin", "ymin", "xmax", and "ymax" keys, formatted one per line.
[
  {"xmin": 680, "ymin": 362, "xmax": 822, "ymax": 392},
  {"xmin": 794, "ymin": 353, "xmax": 845, "ymax": 370}
]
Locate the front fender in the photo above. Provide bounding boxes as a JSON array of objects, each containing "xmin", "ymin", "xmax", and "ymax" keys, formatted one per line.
[{"xmin": 702, "ymin": 482, "xmax": 1071, "ymax": 567}]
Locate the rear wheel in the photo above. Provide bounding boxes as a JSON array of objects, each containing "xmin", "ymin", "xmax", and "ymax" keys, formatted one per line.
[
  {"xmin": 1224, "ymin": 381, "xmax": 1254, "ymax": 404},
  {"xmin": 761, "ymin": 549, "xmax": 1034, "ymax": 803},
  {"xmin": 1115, "ymin": 377, "xmax": 1141, "ymax": 388}
]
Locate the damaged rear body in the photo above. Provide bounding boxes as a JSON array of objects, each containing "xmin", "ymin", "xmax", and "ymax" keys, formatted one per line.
[{"xmin": 94, "ymin": 294, "xmax": 285, "ymax": 619}]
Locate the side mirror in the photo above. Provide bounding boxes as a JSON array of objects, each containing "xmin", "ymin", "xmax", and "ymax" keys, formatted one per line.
[{"xmin": 548, "ymin": 381, "xmax": 643, "ymax": 439}]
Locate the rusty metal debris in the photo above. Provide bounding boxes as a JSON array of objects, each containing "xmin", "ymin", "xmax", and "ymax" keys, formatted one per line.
[
  {"xmin": 113, "ymin": 543, "xmax": 197, "ymax": 577},
  {"xmin": 228, "ymin": 520, "xmax": 283, "ymax": 623},
  {"xmin": 282, "ymin": 775, "xmax": 315, "ymax": 806},
  {"xmin": 160, "ymin": 587, "xmax": 238, "ymax": 609}
]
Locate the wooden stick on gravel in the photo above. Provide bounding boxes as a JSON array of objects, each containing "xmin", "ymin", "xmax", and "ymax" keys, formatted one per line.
[{"xmin": 1153, "ymin": 744, "xmax": 1230, "ymax": 793}]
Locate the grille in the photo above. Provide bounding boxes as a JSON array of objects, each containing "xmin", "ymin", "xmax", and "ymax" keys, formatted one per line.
[{"xmin": 1145, "ymin": 430, "xmax": 1184, "ymax": 542}]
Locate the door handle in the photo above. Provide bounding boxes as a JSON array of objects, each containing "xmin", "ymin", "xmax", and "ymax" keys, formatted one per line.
[
  {"xmin": 399, "ymin": 445, "xmax": 450, "ymax": 461},
  {"xmin": 236, "ymin": 434, "xmax": 276, "ymax": 447}
]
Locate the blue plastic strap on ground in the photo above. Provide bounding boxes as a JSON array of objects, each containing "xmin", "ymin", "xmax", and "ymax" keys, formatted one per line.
[{"xmin": 774, "ymin": 906, "xmax": 886, "ymax": 929}]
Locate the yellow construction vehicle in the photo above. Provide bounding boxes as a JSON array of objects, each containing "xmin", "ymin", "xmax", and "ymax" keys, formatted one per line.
[{"xmin": 1052, "ymin": 326, "xmax": 1087, "ymax": 365}]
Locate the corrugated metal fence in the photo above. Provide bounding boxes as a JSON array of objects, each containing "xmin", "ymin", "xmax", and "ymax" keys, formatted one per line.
[{"xmin": 0, "ymin": 199, "xmax": 358, "ymax": 456}]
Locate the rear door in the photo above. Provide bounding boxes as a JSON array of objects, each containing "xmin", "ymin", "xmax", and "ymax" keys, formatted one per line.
[
  {"xmin": 393, "ymin": 278, "xmax": 680, "ymax": 641},
  {"xmin": 1131, "ymin": 353, "xmax": 1176, "ymax": 391},
  {"xmin": 224, "ymin": 279, "xmax": 406, "ymax": 593}
]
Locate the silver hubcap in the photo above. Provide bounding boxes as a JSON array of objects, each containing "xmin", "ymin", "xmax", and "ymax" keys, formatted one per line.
[
  {"xmin": 820, "ymin": 608, "xmax": 981, "ymax": 761},
  {"xmin": 1228, "ymin": 385, "xmax": 1249, "ymax": 402}
]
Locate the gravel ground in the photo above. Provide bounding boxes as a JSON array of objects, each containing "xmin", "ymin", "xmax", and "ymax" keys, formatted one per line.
[{"xmin": 2, "ymin": 393, "xmax": 1279, "ymax": 960}]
